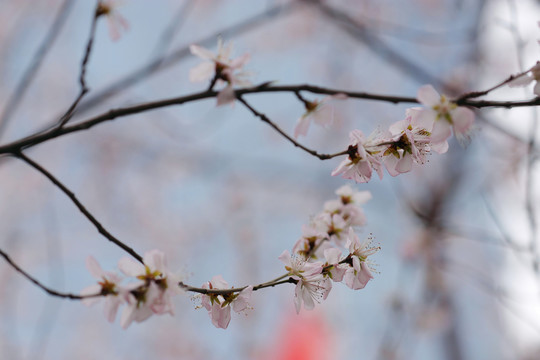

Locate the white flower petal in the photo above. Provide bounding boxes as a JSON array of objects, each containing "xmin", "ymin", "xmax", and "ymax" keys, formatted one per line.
[
  {"xmin": 85, "ymin": 256, "xmax": 104, "ymax": 279},
  {"xmin": 189, "ymin": 44, "xmax": 215, "ymax": 60},
  {"xmin": 417, "ymin": 84, "xmax": 441, "ymax": 107},
  {"xmin": 189, "ymin": 62, "xmax": 215, "ymax": 83},
  {"xmin": 216, "ymin": 85, "xmax": 236, "ymax": 106},
  {"xmin": 118, "ymin": 257, "xmax": 144, "ymax": 277},
  {"xmin": 508, "ymin": 74, "xmax": 534, "ymax": 87},
  {"xmin": 294, "ymin": 115, "xmax": 311, "ymax": 138}
]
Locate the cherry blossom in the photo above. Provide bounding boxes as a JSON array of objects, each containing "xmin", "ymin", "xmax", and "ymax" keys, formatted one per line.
[
  {"xmin": 117, "ymin": 249, "xmax": 178, "ymax": 329},
  {"xmin": 508, "ymin": 62, "xmax": 540, "ymax": 97},
  {"xmin": 293, "ymin": 94, "xmax": 347, "ymax": 138},
  {"xmin": 322, "ymin": 247, "xmax": 347, "ymax": 282},
  {"xmin": 189, "ymin": 39, "xmax": 251, "ymax": 106},
  {"xmin": 201, "ymin": 275, "xmax": 253, "ymax": 329},
  {"xmin": 279, "ymin": 250, "xmax": 330, "ymax": 313},
  {"xmin": 331, "ymin": 129, "xmax": 385, "ymax": 183},
  {"xmin": 383, "ymin": 108, "xmax": 435, "ymax": 176},
  {"xmin": 292, "ymin": 224, "xmax": 329, "ymax": 259},
  {"xmin": 416, "ymin": 85, "xmax": 475, "ymax": 144},
  {"xmin": 314, "ymin": 212, "xmax": 349, "ymax": 247},
  {"xmin": 335, "ymin": 184, "xmax": 372, "ymax": 206},
  {"xmin": 80, "ymin": 256, "xmax": 124, "ymax": 323},
  {"xmin": 324, "ymin": 185, "xmax": 371, "ymax": 228},
  {"xmin": 96, "ymin": 1, "xmax": 129, "ymax": 41},
  {"xmin": 343, "ymin": 229, "xmax": 379, "ymax": 290}
]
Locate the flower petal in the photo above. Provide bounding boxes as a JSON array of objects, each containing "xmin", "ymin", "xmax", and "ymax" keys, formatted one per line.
[
  {"xmin": 451, "ymin": 107, "xmax": 474, "ymax": 135},
  {"xmin": 417, "ymin": 84, "xmax": 441, "ymax": 107},
  {"xmin": 85, "ymin": 255, "xmax": 104, "ymax": 279},
  {"xmin": 294, "ymin": 115, "xmax": 311, "ymax": 138},
  {"xmin": 189, "ymin": 62, "xmax": 215, "ymax": 83},
  {"xmin": 189, "ymin": 44, "xmax": 215, "ymax": 60},
  {"xmin": 118, "ymin": 257, "xmax": 144, "ymax": 277},
  {"xmin": 216, "ymin": 85, "xmax": 236, "ymax": 106}
]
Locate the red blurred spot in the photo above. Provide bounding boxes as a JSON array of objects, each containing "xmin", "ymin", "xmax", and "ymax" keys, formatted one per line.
[{"xmin": 261, "ymin": 311, "xmax": 334, "ymax": 360}]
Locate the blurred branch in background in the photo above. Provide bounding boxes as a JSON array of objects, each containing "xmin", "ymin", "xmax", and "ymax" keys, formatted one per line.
[{"xmin": 0, "ymin": 0, "xmax": 539, "ymax": 359}]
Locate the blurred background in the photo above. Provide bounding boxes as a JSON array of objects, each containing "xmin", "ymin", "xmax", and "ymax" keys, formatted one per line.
[{"xmin": 0, "ymin": 0, "xmax": 539, "ymax": 359}]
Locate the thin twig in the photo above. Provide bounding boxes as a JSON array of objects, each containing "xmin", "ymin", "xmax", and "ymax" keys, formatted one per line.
[
  {"xmin": 57, "ymin": 3, "xmax": 101, "ymax": 128},
  {"xmin": 455, "ymin": 65, "xmax": 536, "ymax": 102},
  {"xmin": 0, "ymin": 247, "xmax": 97, "ymax": 300},
  {"xmin": 178, "ymin": 276, "xmax": 297, "ymax": 296},
  {"xmin": 14, "ymin": 151, "xmax": 144, "ymax": 264},
  {"xmin": 237, "ymin": 96, "xmax": 348, "ymax": 160}
]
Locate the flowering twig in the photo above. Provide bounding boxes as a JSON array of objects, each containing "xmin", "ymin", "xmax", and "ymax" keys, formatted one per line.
[
  {"xmin": 237, "ymin": 96, "xmax": 348, "ymax": 160},
  {"xmin": 1, "ymin": 83, "xmax": 539, "ymax": 158},
  {"xmin": 455, "ymin": 64, "xmax": 539, "ymax": 102},
  {"xmin": 14, "ymin": 151, "xmax": 144, "ymax": 264},
  {"xmin": 0, "ymin": 247, "xmax": 97, "ymax": 300},
  {"xmin": 55, "ymin": 1, "xmax": 299, "ymax": 120},
  {"xmin": 57, "ymin": 1, "xmax": 102, "ymax": 128},
  {"xmin": 178, "ymin": 276, "xmax": 297, "ymax": 296}
]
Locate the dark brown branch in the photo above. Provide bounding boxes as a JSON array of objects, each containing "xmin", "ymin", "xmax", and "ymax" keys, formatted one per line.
[
  {"xmin": 0, "ymin": 247, "xmax": 98, "ymax": 300},
  {"xmin": 237, "ymin": 96, "xmax": 348, "ymax": 160},
  {"xmin": 0, "ymin": 83, "xmax": 538, "ymax": 156},
  {"xmin": 57, "ymin": 3, "xmax": 101, "ymax": 128},
  {"xmin": 14, "ymin": 151, "xmax": 144, "ymax": 264},
  {"xmin": 455, "ymin": 64, "xmax": 538, "ymax": 102},
  {"xmin": 178, "ymin": 276, "xmax": 297, "ymax": 296}
]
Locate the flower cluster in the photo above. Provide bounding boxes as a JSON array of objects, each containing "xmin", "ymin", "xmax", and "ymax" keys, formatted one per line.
[
  {"xmin": 282, "ymin": 185, "xmax": 379, "ymax": 313},
  {"xmin": 332, "ymin": 85, "xmax": 475, "ymax": 183},
  {"xmin": 189, "ymin": 39, "xmax": 251, "ymax": 106},
  {"xmin": 81, "ymin": 250, "xmax": 180, "ymax": 329}
]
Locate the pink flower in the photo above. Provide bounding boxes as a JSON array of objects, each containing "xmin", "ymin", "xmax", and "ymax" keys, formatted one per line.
[
  {"xmin": 343, "ymin": 229, "xmax": 379, "ymax": 290},
  {"xmin": 292, "ymin": 224, "xmax": 329, "ymax": 259},
  {"xmin": 331, "ymin": 129, "xmax": 384, "ymax": 183},
  {"xmin": 416, "ymin": 85, "xmax": 475, "ymax": 144},
  {"xmin": 96, "ymin": 1, "xmax": 129, "ymax": 41},
  {"xmin": 383, "ymin": 108, "xmax": 435, "ymax": 176},
  {"xmin": 314, "ymin": 213, "xmax": 348, "ymax": 247},
  {"xmin": 201, "ymin": 275, "xmax": 253, "ymax": 329},
  {"xmin": 324, "ymin": 185, "xmax": 371, "ymax": 227},
  {"xmin": 80, "ymin": 256, "xmax": 124, "ymax": 323},
  {"xmin": 279, "ymin": 250, "xmax": 330, "ymax": 313},
  {"xmin": 322, "ymin": 247, "xmax": 347, "ymax": 282},
  {"xmin": 117, "ymin": 250, "xmax": 177, "ymax": 329},
  {"xmin": 508, "ymin": 62, "xmax": 540, "ymax": 97},
  {"xmin": 335, "ymin": 184, "xmax": 372, "ymax": 206},
  {"xmin": 294, "ymin": 94, "xmax": 347, "ymax": 138},
  {"xmin": 189, "ymin": 39, "xmax": 251, "ymax": 106}
]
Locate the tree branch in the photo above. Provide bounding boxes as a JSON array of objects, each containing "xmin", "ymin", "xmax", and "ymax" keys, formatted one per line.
[
  {"xmin": 237, "ymin": 96, "xmax": 348, "ymax": 160},
  {"xmin": 57, "ymin": 2, "xmax": 102, "ymax": 128},
  {"xmin": 14, "ymin": 151, "xmax": 144, "ymax": 264},
  {"xmin": 0, "ymin": 247, "xmax": 97, "ymax": 300},
  {"xmin": 1, "ymin": 83, "xmax": 537, "ymax": 157}
]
